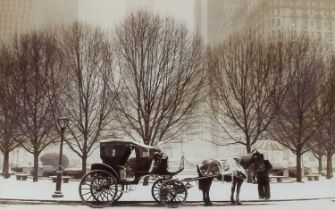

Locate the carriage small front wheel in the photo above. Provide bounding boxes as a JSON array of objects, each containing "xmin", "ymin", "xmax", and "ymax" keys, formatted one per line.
[
  {"xmin": 79, "ymin": 170, "xmax": 118, "ymax": 208},
  {"xmin": 159, "ymin": 179, "xmax": 187, "ymax": 207},
  {"xmin": 151, "ymin": 178, "xmax": 165, "ymax": 202}
]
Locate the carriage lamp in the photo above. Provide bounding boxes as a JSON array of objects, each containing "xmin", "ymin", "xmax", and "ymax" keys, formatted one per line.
[{"xmin": 52, "ymin": 117, "xmax": 69, "ymax": 198}]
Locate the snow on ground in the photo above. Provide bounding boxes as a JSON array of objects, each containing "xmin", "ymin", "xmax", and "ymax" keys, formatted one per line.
[
  {"xmin": 0, "ymin": 200, "xmax": 335, "ymax": 210},
  {"xmin": 0, "ymin": 175, "xmax": 334, "ymax": 202}
]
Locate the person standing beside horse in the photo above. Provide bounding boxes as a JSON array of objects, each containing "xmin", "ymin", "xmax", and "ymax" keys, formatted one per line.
[{"xmin": 255, "ymin": 159, "xmax": 272, "ymax": 200}]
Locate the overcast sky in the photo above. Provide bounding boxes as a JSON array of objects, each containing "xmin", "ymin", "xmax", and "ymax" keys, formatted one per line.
[{"xmin": 78, "ymin": 0, "xmax": 194, "ymax": 31}]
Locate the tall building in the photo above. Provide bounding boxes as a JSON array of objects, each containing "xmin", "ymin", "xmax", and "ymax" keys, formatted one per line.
[
  {"xmin": 32, "ymin": 0, "xmax": 78, "ymax": 28},
  {"xmin": 194, "ymin": 0, "xmax": 246, "ymax": 45},
  {"xmin": 0, "ymin": 0, "xmax": 33, "ymax": 42},
  {"xmin": 0, "ymin": 0, "xmax": 78, "ymax": 43},
  {"xmin": 126, "ymin": 0, "xmax": 154, "ymax": 13},
  {"xmin": 194, "ymin": 0, "xmax": 335, "ymax": 53},
  {"xmin": 245, "ymin": 0, "xmax": 335, "ymax": 54}
]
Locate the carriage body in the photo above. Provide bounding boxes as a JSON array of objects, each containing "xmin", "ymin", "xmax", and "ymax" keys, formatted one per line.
[
  {"xmin": 79, "ymin": 137, "xmax": 186, "ymax": 207},
  {"xmin": 98, "ymin": 138, "xmax": 157, "ymax": 184}
]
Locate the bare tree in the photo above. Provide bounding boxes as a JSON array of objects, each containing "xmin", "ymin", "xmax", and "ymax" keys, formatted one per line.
[
  {"xmin": 12, "ymin": 30, "xmax": 62, "ymax": 181},
  {"xmin": 0, "ymin": 45, "xmax": 20, "ymax": 178},
  {"xmin": 59, "ymin": 22, "xmax": 115, "ymax": 175},
  {"xmin": 319, "ymin": 55, "xmax": 335, "ymax": 178},
  {"xmin": 113, "ymin": 11, "xmax": 205, "ymax": 145},
  {"xmin": 207, "ymin": 32, "xmax": 287, "ymax": 153},
  {"xmin": 270, "ymin": 34, "xmax": 327, "ymax": 182},
  {"xmin": 310, "ymin": 132, "xmax": 326, "ymax": 174}
]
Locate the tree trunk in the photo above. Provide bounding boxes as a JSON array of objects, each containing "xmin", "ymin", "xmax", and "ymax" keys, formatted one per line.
[
  {"xmin": 81, "ymin": 153, "xmax": 87, "ymax": 178},
  {"xmin": 246, "ymin": 144, "xmax": 251, "ymax": 153},
  {"xmin": 2, "ymin": 151, "xmax": 10, "ymax": 178},
  {"xmin": 246, "ymin": 138, "xmax": 253, "ymax": 183},
  {"xmin": 33, "ymin": 152, "xmax": 39, "ymax": 182},
  {"xmin": 326, "ymin": 151, "xmax": 333, "ymax": 179},
  {"xmin": 318, "ymin": 155, "xmax": 323, "ymax": 174},
  {"xmin": 245, "ymin": 134, "xmax": 251, "ymax": 153},
  {"xmin": 296, "ymin": 152, "xmax": 302, "ymax": 182}
]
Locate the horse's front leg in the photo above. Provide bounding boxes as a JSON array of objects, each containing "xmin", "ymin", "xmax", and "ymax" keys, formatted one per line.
[
  {"xmin": 236, "ymin": 180, "xmax": 243, "ymax": 205},
  {"xmin": 230, "ymin": 179, "xmax": 236, "ymax": 204}
]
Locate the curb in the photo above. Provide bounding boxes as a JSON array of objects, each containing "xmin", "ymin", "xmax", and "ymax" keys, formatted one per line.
[{"xmin": 0, "ymin": 197, "xmax": 334, "ymax": 206}]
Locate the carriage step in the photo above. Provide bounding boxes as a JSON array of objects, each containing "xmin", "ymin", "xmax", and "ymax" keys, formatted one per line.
[{"xmin": 185, "ymin": 182, "xmax": 193, "ymax": 189}]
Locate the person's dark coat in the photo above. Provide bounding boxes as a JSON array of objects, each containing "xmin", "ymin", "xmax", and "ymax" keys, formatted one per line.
[{"xmin": 256, "ymin": 160, "xmax": 272, "ymax": 199}]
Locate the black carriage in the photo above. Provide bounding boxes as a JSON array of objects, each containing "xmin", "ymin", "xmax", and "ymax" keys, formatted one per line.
[{"xmin": 79, "ymin": 137, "xmax": 186, "ymax": 207}]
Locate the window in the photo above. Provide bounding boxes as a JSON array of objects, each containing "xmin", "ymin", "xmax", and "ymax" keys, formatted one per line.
[
  {"xmin": 326, "ymin": 21, "xmax": 333, "ymax": 30},
  {"xmin": 303, "ymin": 19, "xmax": 308, "ymax": 29},
  {"xmin": 142, "ymin": 149, "xmax": 150, "ymax": 158},
  {"xmin": 316, "ymin": 20, "xmax": 322, "ymax": 30},
  {"xmin": 291, "ymin": 18, "xmax": 296, "ymax": 26},
  {"xmin": 326, "ymin": 32, "xmax": 333, "ymax": 42}
]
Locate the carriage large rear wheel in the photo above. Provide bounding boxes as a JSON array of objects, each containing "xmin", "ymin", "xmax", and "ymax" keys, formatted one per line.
[
  {"xmin": 151, "ymin": 178, "xmax": 165, "ymax": 202},
  {"xmin": 159, "ymin": 179, "xmax": 187, "ymax": 207},
  {"xmin": 79, "ymin": 170, "xmax": 118, "ymax": 208}
]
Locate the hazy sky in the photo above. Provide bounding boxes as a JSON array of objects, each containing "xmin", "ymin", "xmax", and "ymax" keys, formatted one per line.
[{"xmin": 79, "ymin": 0, "xmax": 194, "ymax": 31}]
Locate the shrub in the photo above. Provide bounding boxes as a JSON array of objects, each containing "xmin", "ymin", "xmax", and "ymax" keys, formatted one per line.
[{"xmin": 40, "ymin": 153, "xmax": 69, "ymax": 169}]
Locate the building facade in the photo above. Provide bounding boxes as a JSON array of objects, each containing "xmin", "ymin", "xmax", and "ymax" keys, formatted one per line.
[
  {"xmin": 0, "ymin": 0, "xmax": 33, "ymax": 42},
  {"xmin": 0, "ymin": 0, "xmax": 78, "ymax": 43},
  {"xmin": 126, "ymin": 0, "xmax": 154, "ymax": 13},
  {"xmin": 194, "ymin": 0, "xmax": 335, "ymax": 53},
  {"xmin": 246, "ymin": 0, "xmax": 335, "ymax": 54}
]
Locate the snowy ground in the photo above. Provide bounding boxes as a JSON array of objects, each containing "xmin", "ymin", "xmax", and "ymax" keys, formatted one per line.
[
  {"xmin": 0, "ymin": 176, "xmax": 335, "ymax": 210},
  {"xmin": 0, "ymin": 175, "xmax": 334, "ymax": 202},
  {"xmin": 0, "ymin": 200, "xmax": 335, "ymax": 210}
]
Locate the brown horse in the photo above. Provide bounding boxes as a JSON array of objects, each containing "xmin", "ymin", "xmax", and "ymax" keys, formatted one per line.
[{"xmin": 197, "ymin": 152, "xmax": 265, "ymax": 206}]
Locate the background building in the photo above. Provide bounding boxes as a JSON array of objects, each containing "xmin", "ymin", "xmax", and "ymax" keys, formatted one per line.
[
  {"xmin": 0, "ymin": 0, "xmax": 33, "ymax": 42},
  {"xmin": 0, "ymin": 0, "xmax": 78, "ymax": 43},
  {"xmin": 126, "ymin": 0, "xmax": 154, "ymax": 13},
  {"xmin": 32, "ymin": 0, "xmax": 78, "ymax": 28},
  {"xmin": 194, "ymin": 0, "xmax": 246, "ymax": 45},
  {"xmin": 194, "ymin": 0, "xmax": 335, "ymax": 53}
]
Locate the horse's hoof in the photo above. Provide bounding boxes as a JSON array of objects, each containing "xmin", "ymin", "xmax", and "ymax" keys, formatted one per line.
[
  {"xmin": 205, "ymin": 202, "xmax": 213, "ymax": 206},
  {"xmin": 236, "ymin": 202, "xmax": 242, "ymax": 205},
  {"xmin": 230, "ymin": 201, "xmax": 236, "ymax": 205}
]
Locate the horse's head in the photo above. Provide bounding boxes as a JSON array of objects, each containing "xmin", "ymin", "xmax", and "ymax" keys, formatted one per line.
[
  {"xmin": 240, "ymin": 151, "xmax": 265, "ymax": 174},
  {"xmin": 249, "ymin": 151, "xmax": 266, "ymax": 174}
]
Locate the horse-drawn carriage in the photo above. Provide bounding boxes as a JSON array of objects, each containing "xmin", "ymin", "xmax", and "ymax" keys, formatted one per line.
[
  {"xmin": 79, "ymin": 137, "xmax": 266, "ymax": 207},
  {"xmin": 79, "ymin": 138, "xmax": 186, "ymax": 207}
]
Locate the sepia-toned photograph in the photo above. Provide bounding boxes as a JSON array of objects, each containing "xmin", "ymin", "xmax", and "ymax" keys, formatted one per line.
[{"xmin": 0, "ymin": 0, "xmax": 334, "ymax": 210}]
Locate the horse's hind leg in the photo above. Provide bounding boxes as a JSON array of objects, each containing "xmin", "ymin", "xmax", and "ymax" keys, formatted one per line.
[
  {"xmin": 199, "ymin": 178, "xmax": 213, "ymax": 206},
  {"xmin": 204, "ymin": 178, "xmax": 213, "ymax": 206},
  {"xmin": 236, "ymin": 180, "xmax": 243, "ymax": 205}
]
